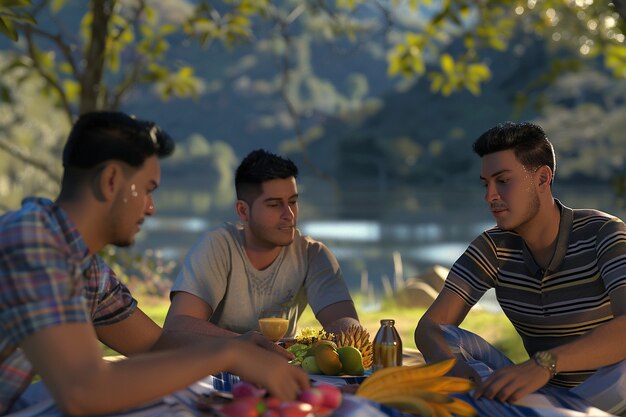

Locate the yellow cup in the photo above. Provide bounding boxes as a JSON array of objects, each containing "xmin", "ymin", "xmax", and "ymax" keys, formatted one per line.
[{"xmin": 258, "ymin": 317, "xmax": 289, "ymax": 342}]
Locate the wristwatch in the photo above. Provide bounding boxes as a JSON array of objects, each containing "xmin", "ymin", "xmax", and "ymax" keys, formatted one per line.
[{"xmin": 533, "ymin": 350, "xmax": 558, "ymax": 378}]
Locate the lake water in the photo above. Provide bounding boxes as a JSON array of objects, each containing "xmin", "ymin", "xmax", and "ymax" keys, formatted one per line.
[{"xmin": 131, "ymin": 183, "xmax": 625, "ymax": 310}]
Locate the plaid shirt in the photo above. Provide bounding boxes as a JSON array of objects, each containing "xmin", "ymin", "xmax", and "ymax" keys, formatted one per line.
[{"xmin": 0, "ymin": 198, "xmax": 137, "ymax": 414}]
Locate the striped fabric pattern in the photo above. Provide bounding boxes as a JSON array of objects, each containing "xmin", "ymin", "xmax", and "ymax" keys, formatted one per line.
[
  {"xmin": 208, "ymin": 372, "xmax": 601, "ymax": 417},
  {"xmin": 445, "ymin": 200, "xmax": 626, "ymax": 388},
  {"xmin": 0, "ymin": 198, "xmax": 137, "ymax": 414}
]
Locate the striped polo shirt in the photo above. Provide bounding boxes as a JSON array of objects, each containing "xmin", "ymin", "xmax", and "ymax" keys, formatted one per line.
[
  {"xmin": 445, "ymin": 200, "xmax": 626, "ymax": 388},
  {"xmin": 0, "ymin": 198, "xmax": 137, "ymax": 414}
]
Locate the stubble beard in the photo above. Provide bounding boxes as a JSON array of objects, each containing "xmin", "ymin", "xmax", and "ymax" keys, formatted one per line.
[
  {"xmin": 108, "ymin": 194, "xmax": 137, "ymax": 248},
  {"xmin": 248, "ymin": 219, "xmax": 296, "ymax": 248},
  {"xmin": 505, "ymin": 189, "xmax": 541, "ymax": 233}
]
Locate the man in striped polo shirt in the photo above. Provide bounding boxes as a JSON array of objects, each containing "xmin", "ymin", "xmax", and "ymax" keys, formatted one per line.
[{"xmin": 415, "ymin": 122, "xmax": 626, "ymax": 416}]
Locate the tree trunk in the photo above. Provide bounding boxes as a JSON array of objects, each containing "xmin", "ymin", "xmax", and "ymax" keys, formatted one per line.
[{"xmin": 79, "ymin": 0, "xmax": 113, "ymax": 115}]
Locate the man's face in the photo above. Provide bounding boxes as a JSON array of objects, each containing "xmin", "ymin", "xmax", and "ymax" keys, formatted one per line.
[
  {"xmin": 244, "ymin": 177, "xmax": 299, "ymax": 249},
  {"xmin": 110, "ymin": 155, "xmax": 160, "ymax": 247},
  {"xmin": 480, "ymin": 150, "xmax": 540, "ymax": 232}
]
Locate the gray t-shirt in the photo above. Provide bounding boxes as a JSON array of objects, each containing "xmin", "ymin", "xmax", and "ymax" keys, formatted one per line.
[{"xmin": 171, "ymin": 222, "xmax": 353, "ymax": 337}]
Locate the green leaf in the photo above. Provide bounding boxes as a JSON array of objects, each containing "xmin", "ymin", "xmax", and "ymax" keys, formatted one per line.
[
  {"xmin": 144, "ymin": 5, "xmax": 157, "ymax": 25},
  {"xmin": 3, "ymin": 13, "xmax": 35, "ymax": 24},
  {"xmin": 387, "ymin": 56, "xmax": 402, "ymax": 76},
  {"xmin": 0, "ymin": 0, "xmax": 32, "ymax": 7},
  {"xmin": 429, "ymin": 73, "xmax": 443, "ymax": 93},
  {"xmin": 440, "ymin": 53, "xmax": 454, "ymax": 75},
  {"xmin": 179, "ymin": 66, "xmax": 193, "ymax": 78},
  {"xmin": 467, "ymin": 63, "xmax": 490, "ymax": 81},
  {"xmin": 159, "ymin": 23, "xmax": 176, "ymax": 35},
  {"xmin": 0, "ymin": 16, "xmax": 18, "ymax": 41},
  {"xmin": 50, "ymin": 0, "xmax": 67, "ymax": 13},
  {"xmin": 465, "ymin": 79, "xmax": 480, "ymax": 96},
  {"xmin": 0, "ymin": 83, "xmax": 12, "ymax": 103},
  {"xmin": 59, "ymin": 62, "xmax": 73, "ymax": 74},
  {"xmin": 63, "ymin": 79, "xmax": 80, "ymax": 102},
  {"xmin": 109, "ymin": 51, "xmax": 120, "ymax": 73},
  {"xmin": 140, "ymin": 25, "xmax": 153, "ymax": 38}
]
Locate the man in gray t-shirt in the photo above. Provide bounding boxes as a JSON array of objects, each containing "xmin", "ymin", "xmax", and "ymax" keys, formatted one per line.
[{"xmin": 165, "ymin": 149, "xmax": 360, "ymax": 342}]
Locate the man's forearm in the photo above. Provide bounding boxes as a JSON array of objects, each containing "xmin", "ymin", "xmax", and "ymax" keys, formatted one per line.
[
  {"xmin": 323, "ymin": 317, "xmax": 361, "ymax": 335},
  {"xmin": 551, "ymin": 315, "xmax": 626, "ymax": 373},
  {"xmin": 155, "ymin": 314, "xmax": 239, "ymax": 350}
]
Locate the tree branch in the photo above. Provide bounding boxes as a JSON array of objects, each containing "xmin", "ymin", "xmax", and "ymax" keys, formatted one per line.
[
  {"xmin": 109, "ymin": 62, "xmax": 142, "ymax": 110},
  {"xmin": 23, "ymin": 28, "xmax": 74, "ymax": 124},
  {"xmin": 275, "ymin": 8, "xmax": 337, "ymax": 186},
  {"xmin": 108, "ymin": 0, "xmax": 146, "ymax": 109},
  {"xmin": 20, "ymin": 24, "xmax": 80, "ymax": 77},
  {"xmin": 0, "ymin": 138, "xmax": 61, "ymax": 183}
]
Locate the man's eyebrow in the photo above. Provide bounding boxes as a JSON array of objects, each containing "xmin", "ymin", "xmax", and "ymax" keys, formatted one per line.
[
  {"xmin": 479, "ymin": 169, "xmax": 511, "ymax": 181},
  {"xmin": 262, "ymin": 194, "xmax": 299, "ymax": 203}
]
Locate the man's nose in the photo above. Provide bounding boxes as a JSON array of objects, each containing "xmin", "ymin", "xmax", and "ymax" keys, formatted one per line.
[
  {"xmin": 484, "ymin": 183, "xmax": 499, "ymax": 203},
  {"xmin": 282, "ymin": 205, "xmax": 294, "ymax": 220},
  {"xmin": 146, "ymin": 196, "xmax": 156, "ymax": 215}
]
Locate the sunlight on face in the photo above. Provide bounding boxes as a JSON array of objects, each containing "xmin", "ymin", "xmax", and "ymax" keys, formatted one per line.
[
  {"xmin": 110, "ymin": 156, "xmax": 160, "ymax": 247},
  {"xmin": 245, "ymin": 177, "xmax": 299, "ymax": 249},
  {"xmin": 480, "ymin": 150, "xmax": 540, "ymax": 231}
]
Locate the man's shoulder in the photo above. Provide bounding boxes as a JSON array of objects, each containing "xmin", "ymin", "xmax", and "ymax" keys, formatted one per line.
[
  {"xmin": 289, "ymin": 230, "xmax": 339, "ymax": 264},
  {"xmin": 188, "ymin": 222, "xmax": 241, "ymax": 255},
  {"xmin": 569, "ymin": 207, "xmax": 624, "ymax": 234},
  {"xmin": 479, "ymin": 226, "xmax": 523, "ymax": 248},
  {"xmin": 0, "ymin": 198, "xmax": 60, "ymax": 243},
  {"xmin": 571, "ymin": 207, "xmax": 618, "ymax": 222},
  {"xmin": 293, "ymin": 228, "xmax": 325, "ymax": 250}
]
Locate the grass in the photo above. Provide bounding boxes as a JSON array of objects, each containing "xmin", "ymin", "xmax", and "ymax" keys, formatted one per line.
[{"xmin": 103, "ymin": 295, "xmax": 528, "ymax": 364}]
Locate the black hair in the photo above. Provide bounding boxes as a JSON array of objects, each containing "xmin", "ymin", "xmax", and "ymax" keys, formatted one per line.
[
  {"xmin": 59, "ymin": 111, "xmax": 175, "ymax": 199},
  {"xmin": 235, "ymin": 149, "xmax": 298, "ymax": 204},
  {"xmin": 62, "ymin": 111, "xmax": 175, "ymax": 169},
  {"xmin": 473, "ymin": 122, "xmax": 556, "ymax": 182}
]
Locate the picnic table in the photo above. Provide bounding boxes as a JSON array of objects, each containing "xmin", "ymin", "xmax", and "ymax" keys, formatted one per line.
[{"xmin": 6, "ymin": 368, "xmax": 616, "ymax": 417}]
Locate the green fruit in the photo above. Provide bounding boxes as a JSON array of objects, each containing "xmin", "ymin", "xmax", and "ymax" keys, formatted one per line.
[
  {"xmin": 337, "ymin": 346, "xmax": 364, "ymax": 376},
  {"xmin": 301, "ymin": 356, "xmax": 321, "ymax": 374}
]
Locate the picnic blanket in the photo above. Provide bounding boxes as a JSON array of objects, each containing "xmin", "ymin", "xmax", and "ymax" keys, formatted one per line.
[{"xmin": 6, "ymin": 372, "xmax": 616, "ymax": 417}]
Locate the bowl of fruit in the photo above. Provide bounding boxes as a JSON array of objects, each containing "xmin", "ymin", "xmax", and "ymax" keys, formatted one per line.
[{"xmin": 287, "ymin": 325, "xmax": 372, "ymax": 381}]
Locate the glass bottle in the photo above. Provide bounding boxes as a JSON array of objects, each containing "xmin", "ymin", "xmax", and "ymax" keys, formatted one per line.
[{"xmin": 372, "ymin": 319, "xmax": 402, "ymax": 371}]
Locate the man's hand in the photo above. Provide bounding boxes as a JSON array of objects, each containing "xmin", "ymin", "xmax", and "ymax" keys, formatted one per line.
[
  {"xmin": 238, "ymin": 331, "xmax": 295, "ymax": 360},
  {"xmin": 474, "ymin": 359, "xmax": 551, "ymax": 403},
  {"xmin": 448, "ymin": 360, "xmax": 482, "ymax": 383},
  {"xmin": 228, "ymin": 339, "xmax": 310, "ymax": 400}
]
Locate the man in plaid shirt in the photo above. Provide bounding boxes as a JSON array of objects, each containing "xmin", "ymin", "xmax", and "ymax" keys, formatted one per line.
[{"xmin": 0, "ymin": 112, "xmax": 308, "ymax": 415}]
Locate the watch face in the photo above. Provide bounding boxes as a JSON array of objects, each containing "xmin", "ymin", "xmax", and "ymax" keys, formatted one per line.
[
  {"xmin": 536, "ymin": 351, "xmax": 550, "ymax": 363},
  {"xmin": 534, "ymin": 351, "xmax": 557, "ymax": 374}
]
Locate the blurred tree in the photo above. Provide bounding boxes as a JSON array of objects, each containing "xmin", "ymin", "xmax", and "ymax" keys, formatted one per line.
[
  {"xmin": 0, "ymin": 0, "xmax": 35, "ymax": 41},
  {"xmin": 1, "ymin": 0, "xmax": 626, "ymax": 199}
]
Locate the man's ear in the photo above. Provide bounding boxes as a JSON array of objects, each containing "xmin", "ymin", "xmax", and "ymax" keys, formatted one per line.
[
  {"xmin": 95, "ymin": 163, "xmax": 123, "ymax": 202},
  {"xmin": 536, "ymin": 165, "xmax": 552, "ymax": 189},
  {"xmin": 235, "ymin": 200, "xmax": 249, "ymax": 222}
]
